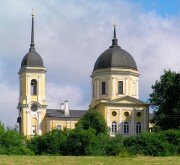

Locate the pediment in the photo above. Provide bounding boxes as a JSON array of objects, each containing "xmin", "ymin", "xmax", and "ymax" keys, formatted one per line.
[{"xmin": 111, "ymin": 96, "xmax": 146, "ymax": 105}]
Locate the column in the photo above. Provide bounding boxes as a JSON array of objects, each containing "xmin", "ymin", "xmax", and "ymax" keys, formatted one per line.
[
  {"xmin": 38, "ymin": 76, "xmax": 41, "ymax": 103},
  {"xmin": 27, "ymin": 75, "xmax": 30, "ymax": 104},
  {"xmin": 130, "ymin": 78, "xmax": 132, "ymax": 97},
  {"xmin": 106, "ymin": 109, "xmax": 111, "ymax": 131},
  {"xmin": 26, "ymin": 110, "xmax": 31, "ymax": 135},
  {"xmin": 108, "ymin": 77, "xmax": 112, "ymax": 99},
  {"xmin": 38, "ymin": 110, "xmax": 42, "ymax": 135},
  {"xmin": 94, "ymin": 79, "xmax": 96, "ymax": 99},
  {"xmin": 118, "ymin": 109, "xmax": 123, "ymax": 134},
  {"xmin": 131, "ymin": 110, "xmax": 135, "ymax": 135},
  {"xmin": 97, "ymin": 79, "xmax": 100, "ymax": 99},
  {"xmin": 125, "ymin": 78, "xmax": 128, "ymax": 96},
  {"xmin": 137, "ymin": 80, "xmax": 139, "ymax": 99},
  {"xmin": 143, "ymin": 108, "xmax": 147, "ymax": 132}
]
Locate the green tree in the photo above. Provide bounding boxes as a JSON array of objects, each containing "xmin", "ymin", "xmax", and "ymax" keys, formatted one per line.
[
  {"xmin": 66, "ymin": 128, "xmax": 97, "ymax": 155},
  {"xmin": 149, "ymin": 70, "xmax": 180, "ymax": 130},
  {"xmin": 76, "ymin": 109, "xmax": 108, "ymax": 135},
  {"xmin": 123, "ymin": 132, "xmax": 176, "ymax": 156},
  {"xmin": 27, "ymin": 129, "xmax": 68, "ymax": 155},
  {"xmin": 0, "ymin": 122, "xmax": 34, "ymax": 155}
]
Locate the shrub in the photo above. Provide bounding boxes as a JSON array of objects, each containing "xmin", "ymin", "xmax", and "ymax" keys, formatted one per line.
[
  {"xmin": 124, "ymin": 132, "xmax": 176, "ymax": 156},
  {"xmin": 86, "ymin": 134, "xmax": 127, "ymax": 156},
  {"xmin": 76, "ymin": 109, "xmax": 108, "ymax": 135},
  {"xmin": 0, "ymin": 122, "xmax": 34, "ymax": 155},
  {"xmin": 104, "ymin": 134, "xmax": 125, "ymax": 156},
  {"xmin": 158, "ymin": 130, "xmax": 180, "ymax": 154},
  {"xmin": 27, "ymin": 129, "xmax": 67, "ymax": 155},
  {"xmin": 66, "ymin": 128, "xmax": 97, "ymax": 155},
  {"xmin": 85, "ymin": 133, "xmax": 109, "ymax": 156}
]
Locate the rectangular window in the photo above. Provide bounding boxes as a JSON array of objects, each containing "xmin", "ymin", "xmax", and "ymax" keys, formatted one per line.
[
  {"xmin": 102, "ymin": 82, "xmax": 106, "ymax": 95},
  {"xmin": 136, "ymin": 123, "xmax": 141, "ymax": 134},
  {"xmin": 32, "ymin": 126, "xmax": 36, "ymax": 135},
  {"xmin": 118, "ymin": 81, "xmax": 123, "ymax": 94},
  {"xmin": 123, "ymin": 122, "xmax": 130, "ymax": 134},
  {"xmin": 56, "ymin": 125, "xmax": 61, "ymax": 130}
]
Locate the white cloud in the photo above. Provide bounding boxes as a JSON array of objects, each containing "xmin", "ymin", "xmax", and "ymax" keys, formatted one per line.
[
  {"xmin": 0, "ymin": 0, "xmax": 179, "ymax": 126},
  {"xmin": 46, "ymin": 82, "xmax": 86, "ymax": 110},
  {"xmin": 0, "ymin": 66, "xmax": 18, "ymax": 127}
]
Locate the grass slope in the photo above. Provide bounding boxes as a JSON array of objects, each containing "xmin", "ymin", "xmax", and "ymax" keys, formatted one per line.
[{"xmin": 0, "ymin": 156, "xmax": 179, "ymax": 165}]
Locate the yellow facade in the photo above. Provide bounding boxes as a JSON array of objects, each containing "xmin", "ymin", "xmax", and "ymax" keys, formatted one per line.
[
  {"xmin": 46, "ymin": 117, "xmax": 79, "ymax": 131},
  {"xmin": 18, "ymin": 67, "xmax": 47, "ymax": 137},
  {"xmin": 17, "ymin": 14, "xmax": 149, "ymax": 137},
  {"xmin": 90, "ymin": 67, "xmax": 149, "ymax": 136}
]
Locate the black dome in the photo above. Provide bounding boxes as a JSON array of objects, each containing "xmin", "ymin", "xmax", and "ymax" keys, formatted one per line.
[
  {"xmin": 93, "ymin": 45, "xmax": 137, "ymax": 71},
  {"xmin": 21, "ymin": 48, "xmax": 44, "ymax": 68},
  {"xmin": 93, "ymin": 24, "xmax": 137, "ymax": 71}
]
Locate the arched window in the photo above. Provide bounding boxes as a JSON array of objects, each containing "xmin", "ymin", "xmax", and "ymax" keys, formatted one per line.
[
  {"xmin": 123, "ymin": 122, "xmax": 130, "ymax": 134},
  {"xmin": 136, "ymin": 122, "xmax": 141, "ymax": 134},
  {"xmin": 112, "ymin": 121, "xmax": 117, "ymax": 133},
  {"xmin": 31, "ymin": 79, "xmax": 37, "ymax": 95}
]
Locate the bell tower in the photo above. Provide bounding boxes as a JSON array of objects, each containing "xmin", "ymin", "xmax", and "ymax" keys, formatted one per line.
[{"xmin": 17, "ymin": 11, "xmax": 47, "ymax": 137}]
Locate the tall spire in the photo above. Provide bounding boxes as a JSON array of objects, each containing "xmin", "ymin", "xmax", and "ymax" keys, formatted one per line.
[
  {"xmin": 112, "ymin": 19, "xmax": 118, "ymax": 46},
  {"xmin": 30, "ymin": 9, "xmax": 35, "ymax": 50}
]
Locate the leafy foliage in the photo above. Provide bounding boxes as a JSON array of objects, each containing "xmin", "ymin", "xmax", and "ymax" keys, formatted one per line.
[
  {"xmin": 76, "ymin": 109, "xmax": 108, "ymax": 135},
  {"xmin": 26, "ymin": 110, "xmax": 180, "ymax": 157},
  {"xmin": 0, "ymin": 122, "xmax": 34, "ymax": 155},
  {"xmin": 0, "ymin": 109, "xmax": 180, "ymax": 156},
  {"xmin": 27, "ymin": 129, "xmax": 68, "ymax": 155},
  {"xmin": 149, "ymin": 70, "xmax": 180, "ymax": 130},
  {"xmin": 66, "ymin": 128, "xmax": 97, "ymax": 155},
  {"xmin": 124, "ymin": 130, "xmax": 179, "ymax": 156}
]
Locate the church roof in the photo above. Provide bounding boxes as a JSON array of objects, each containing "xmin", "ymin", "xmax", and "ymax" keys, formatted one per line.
[
  {"xmin": 21, "ymin": 12, "xmax": 44, "ymax": 68},
  {"xmin": 93, "ymin": 23, "xmax": 137, "ymax": 71},
  {"xmin": 46, "ymin": 109, "xmax": 86, "ymax": 118}
]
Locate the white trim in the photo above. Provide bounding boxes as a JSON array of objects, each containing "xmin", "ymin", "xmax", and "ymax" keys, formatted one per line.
[
  {"xmin": 26, "ymin": 110, "xmax": 31, "ymax": 135},
  {"xmin": 144, "ymin": 108, "xmax": 147, "ymax": 132},
  {"xmin": 38, "ymin": 111, "xmax": 42, "ymax": 135},
  {"xmin": 119, "ymin": 109, "xmax": 122, "ymax": 134},
  {"xmin": 131, "ymin": 110, "xmax": 135, "ymax": 135}
]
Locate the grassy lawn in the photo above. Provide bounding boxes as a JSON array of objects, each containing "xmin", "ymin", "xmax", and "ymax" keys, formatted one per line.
[{"xmin": 0, "ymin": 156, "xmax": 179, "ymax": 165}]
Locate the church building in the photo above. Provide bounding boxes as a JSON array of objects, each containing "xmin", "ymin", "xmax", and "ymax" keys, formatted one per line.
[{"xmin": 17, "ymin": 13, "xmax": 149, "ymax": 137}]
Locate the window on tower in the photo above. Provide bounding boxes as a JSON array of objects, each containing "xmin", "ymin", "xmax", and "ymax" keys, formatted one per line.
[
  {"xmin": 101, "ymin": 81, "xmax": 106, "ymax": 95},
  {"xmin": 31, "ymin": 79, "xmax": 37, "ymax": 95},
  {"xmin": 118, "ymin": 81, "xmax": 123, "ymax": 94}
]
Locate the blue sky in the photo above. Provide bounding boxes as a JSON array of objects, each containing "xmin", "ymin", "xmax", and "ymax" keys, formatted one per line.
[
  {"xmin": 129, "ymin": 0, "xmax": 180, "ymax": 16},
  {"xmin": 0, "ymin": 0, "xmax": 179, "ymax": 126}
]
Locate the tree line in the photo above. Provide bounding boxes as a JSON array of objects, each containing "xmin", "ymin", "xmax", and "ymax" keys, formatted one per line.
[
  {"xmin": 0, "ymin": 110, "xmax": 179, "ymax": 156},
  {"xmin": 0, "ymin": 69, "xmax": 179, "ymax": 156}
]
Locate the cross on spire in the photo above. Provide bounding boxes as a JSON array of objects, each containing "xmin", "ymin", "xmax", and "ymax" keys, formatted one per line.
[
  {"xmin": 112, "ymin": 19, "xmax": 118, "ymax": 46},
  {"xmin": 30, "ymin": 9, "xmax": 35, "ymax": 50}
]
